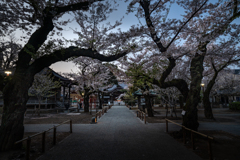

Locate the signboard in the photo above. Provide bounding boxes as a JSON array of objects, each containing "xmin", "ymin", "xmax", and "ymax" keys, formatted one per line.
[
  {"xmin": 104, "ymin": 96, "xmax": 110, "ymax": 98},
  {"xmin": 181, "ymin": 110, "xmax": 186, "ymax": 115}
]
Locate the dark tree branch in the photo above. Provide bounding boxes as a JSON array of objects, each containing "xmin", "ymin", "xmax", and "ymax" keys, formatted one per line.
[
  {"xmin": 30, "ymin": 47, "xmax": 128, "ymax": 74},
  {"xmin": 140, "ymin": 0, "xmax": 166, "ymax": 52},
  {"xmin": 56, "ymin": 0, "xmax": 103, "ymax": 15}
]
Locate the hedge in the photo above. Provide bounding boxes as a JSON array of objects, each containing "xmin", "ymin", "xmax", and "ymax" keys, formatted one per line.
[{"xmin": 229, "ymin": 102, "xmax": 240, "ymax": 110}]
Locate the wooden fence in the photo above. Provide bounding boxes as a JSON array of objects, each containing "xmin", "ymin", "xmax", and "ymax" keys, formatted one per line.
[
  {"xmin": 165, "ymin": 119, "xmax": 214, "ymax": 160},
  {"xmin": 136, "ymin": 110, "xmax": 146, "ymax": 124},
  {"xmin": 15, "ymin": 119, "xmax": 72, "ymax": 160},
  {"xmin": 94, "ymin": 106, "xmax": 112, "ymax": 122}
]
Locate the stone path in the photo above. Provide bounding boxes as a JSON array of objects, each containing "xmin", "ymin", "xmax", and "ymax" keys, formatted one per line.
[{"xmin": 36, "ymin": 106, "xmax": 201, "ymax": 160}]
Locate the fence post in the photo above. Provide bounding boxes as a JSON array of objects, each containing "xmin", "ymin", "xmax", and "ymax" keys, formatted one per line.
[
  {"xmin": 70, "ymin": 119, "xmax": 72, "ymax": 133},
  {"xmin": 42, "ymin": 131, "xmax": 46, "ymax": 153},
  {"xmin": 191, "ymin": 131, "xmax": 195, "ymax": 150},
  {"xmin": 144, "ymin": 113, "xmax": 146, "ymax": 124},
  {"xmin": 26, "ymin": 136, "xmax": 31, "ymax": 160},
  {"xmin": 53, "ymin": 126, "xmax": 56, "ymax": 145},
  {"xmin": 183, "ymin": 127, "xmax": 186, "ymax": 144},
  {"xmin": 166, "ymin": 120, "xmax": 168, "ymax": 132},
  {"xmin": 136, "ymin": 111, "xmax": 138, "ymax": 117},
  {"xmin": 141, "ymin": 112, "xmax": 143, "ymax": 120},
  {"xmin": 208, "ymin": 138, "xmax": 213, "ymax": 160}
]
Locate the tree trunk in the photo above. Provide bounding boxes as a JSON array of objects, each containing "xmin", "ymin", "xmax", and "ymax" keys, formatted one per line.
[
  {"xmin": 144, "ymin": 95, "xmax": 154, "ymax": 117},
  {"xmin": 203, "ymin": 73, "xmax": 218, "ymax": 120},
  {"xmin": 0, "ymin": 72, "xmax": 34, "ymax": 151},
  {"xmin": 183, "ymin": 52, "xmax": 205, "ymax": 131},
  {"xmin": 183, "ymin": 39, "xmax": 210, "ymax": 131},
  {"xmin": 84, "ymin": 94, "xmax": 90, "ymax": 112}
]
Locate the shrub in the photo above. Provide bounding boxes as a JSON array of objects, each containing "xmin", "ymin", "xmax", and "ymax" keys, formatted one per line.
[{"xmin": 229, "ymin": 102, "xmax": 240, "ymax": 110}]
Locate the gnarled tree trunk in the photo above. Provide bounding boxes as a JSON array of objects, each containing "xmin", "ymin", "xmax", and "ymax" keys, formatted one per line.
[
  {"xmin": 183, "ymin": 42, "xmax": 207, "ymax": 131},
  {"xmin": 0, "ymin": 70, "xmax": 35, "ymax": 151}
]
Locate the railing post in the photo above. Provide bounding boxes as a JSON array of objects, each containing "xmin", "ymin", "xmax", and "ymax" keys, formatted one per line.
[
  {"xmin": 42, "ymin": 131, "xmax": 46, "ymax": 153},
  {"xmin": 70, "ymin": 119, "xmax": 72, "ymax": 133},
  {"xmin": 53, "ymin": 126, "xmax": 56, "ymax": 145},
  {"xmin": 208, "ymin": 138, "xmax": 213, "ymax": 160},
  {"xmin": 183, "ymin": 127, "xmax": 186, "ymax": 144},
  {"xmin": 144, "ymin": 113, "xmax": 146, "ymax": 124},
  {"xmin": 166, "ymin": 120, "xmax": 168, "ymax": 132},
  {"xmin": 95, "ymin": 113, "xmax": 98, "ymax": 122},
  {"xmin": 26, "ymin": 136, "xmax": 31, "ymax": 160},
  {"xmin": 137, "ymin": 111, "xmax": 138, "ymax": 117},
  {"xmin": 191, "ymin": 131, "xmax": 195, "ymax": 150}
]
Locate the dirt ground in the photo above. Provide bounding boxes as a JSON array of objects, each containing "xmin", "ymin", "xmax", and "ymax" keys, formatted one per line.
[{"xmin": 23, "ymin": 112, "xmax": 94, "ymax": 124}]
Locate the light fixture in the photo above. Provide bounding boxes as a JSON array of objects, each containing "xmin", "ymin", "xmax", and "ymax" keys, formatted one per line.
[
  {"xmin": 4, "ymin": 71, "xmax": 12, "ymax": 76},
  {"xmin": 201, "ymin": 83, "xmax": 204, "ymax": 87}
]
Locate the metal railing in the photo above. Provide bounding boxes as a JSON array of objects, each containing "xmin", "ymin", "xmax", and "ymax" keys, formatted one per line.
[
  {"xmin": 165, "ymin": 119, "xmax": 214, "ymax": 160},
  {"xmin": 15, "ymin": 119, "xmax": 72, "ymax": 160}
]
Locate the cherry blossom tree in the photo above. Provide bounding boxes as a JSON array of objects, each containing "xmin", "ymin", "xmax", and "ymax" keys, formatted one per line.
[
  {"xmin": 68, "ymin": 57, "xmax": 114, "ymax": 112},
  {"xmin": 0, "ymin": 0, "xmax": 136, "ymax": 151},
  {"xmin": 125, "ymin": 0, "xmax": 240, "ymax": 130},
  {"xmin": 28, "ymin": 68, "xmax": 61, "ymax": 116}
]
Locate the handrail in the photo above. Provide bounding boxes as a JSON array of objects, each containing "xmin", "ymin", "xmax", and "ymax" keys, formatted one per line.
[
  {"xmin": 165, "ymin": 119, "xmax": 213, "ymax": 160},
  {"xmin": 15, "ymin": 120, "xmax": 71, "ymax": 145},
  {"xmin": 15, "ymin": 119, "xmax": 72, "ymax": 160},
  {"xmin": 165, "ymin": 119, "xmax": 213, "ymax": 139}
]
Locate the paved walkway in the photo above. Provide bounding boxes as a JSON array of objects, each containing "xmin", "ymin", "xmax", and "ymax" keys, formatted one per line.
[{"xmin": 35, "ymin": 106, "xmax": 201, "ymax": 160}]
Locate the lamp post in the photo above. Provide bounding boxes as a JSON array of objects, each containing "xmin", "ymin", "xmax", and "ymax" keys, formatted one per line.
[
  {"xmin": 4, "ymin": 71, "xmax": 12, "ymax": 76},
  {"xmin": 201, "ymin": 83, "xmax": 205, "ymax": 108}
]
